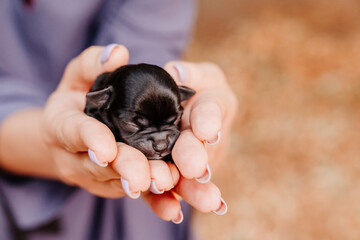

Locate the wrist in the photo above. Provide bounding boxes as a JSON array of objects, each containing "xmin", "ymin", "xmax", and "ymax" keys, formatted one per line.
[{"xmin": 0, "ymin": 108, "xmax": 58, "ymax": 179}]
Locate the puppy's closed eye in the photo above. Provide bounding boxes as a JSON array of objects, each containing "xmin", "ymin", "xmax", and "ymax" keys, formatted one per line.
[
  {"xmin": 120, "ymin": 121, "xmax": 139, "ymax": 135},
  {"xmin": 134, "ymin": 116, "xmax": 149, "ymax": 127},
  {"xmin": 165, "ymin": 115, "xmax": 178, "ymax": 124}
]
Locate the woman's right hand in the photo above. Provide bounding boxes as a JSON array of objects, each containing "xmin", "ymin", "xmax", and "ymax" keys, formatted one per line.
[{"xmin": 39, "ymin": 45, "xmax": 166, "ymax": 198}]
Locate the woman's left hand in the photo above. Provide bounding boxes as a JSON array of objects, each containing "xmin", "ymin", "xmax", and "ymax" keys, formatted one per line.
[{"xmin": 143, "ymin": 61, "xmax": 237, "ymax": 223}]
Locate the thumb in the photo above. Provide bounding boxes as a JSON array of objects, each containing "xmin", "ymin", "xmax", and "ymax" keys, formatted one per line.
[{"xmin": 58, "ymin": 44, "xmax": 129, "ymax": 92}]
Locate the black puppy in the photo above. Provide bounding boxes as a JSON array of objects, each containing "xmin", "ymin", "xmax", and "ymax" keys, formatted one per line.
[{"xmin": 84, "ymin": 63, "xmax": 195, "ymax": 161}]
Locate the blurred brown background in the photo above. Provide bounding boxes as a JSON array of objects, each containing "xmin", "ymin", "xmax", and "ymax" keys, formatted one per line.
[{"xmin": 185, "ymin": 0, "xmax": 360, "ymax": 239}]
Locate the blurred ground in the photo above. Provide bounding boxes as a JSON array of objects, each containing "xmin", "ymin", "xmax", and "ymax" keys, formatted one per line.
[{"xmin": 185, "ymin": 0, "xmax": 360, "ymax": 239}]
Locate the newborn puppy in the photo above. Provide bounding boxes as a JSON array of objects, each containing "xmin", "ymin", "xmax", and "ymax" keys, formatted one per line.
[{"xmin": 84, "ymin": 63, "xmax": 195, "ymax": 161}]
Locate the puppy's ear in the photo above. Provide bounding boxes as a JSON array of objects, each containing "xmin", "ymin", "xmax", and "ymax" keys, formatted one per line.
[
  {"xmin": 86, "ymin": 86, "xmax": 114, "ymax": 109},
  {"xmin": 179, "ymin": 86, "xmax": 196, "ymax": 102}
]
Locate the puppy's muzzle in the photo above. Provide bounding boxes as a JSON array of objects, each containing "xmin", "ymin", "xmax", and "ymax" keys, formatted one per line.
[
  {"xmin": 152, "ymin": 139, "xmax": 168, "ymax": 154},
  {"xmin": 141, "ymin": 130, "xmax": 179, "ymax": 160}
]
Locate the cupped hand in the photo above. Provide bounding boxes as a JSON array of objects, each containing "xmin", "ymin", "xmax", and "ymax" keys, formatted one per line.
[
  {"xmin": 142, "ymin": 61, "xmax": 237, "ymax": 223},
  {"xmin": 41, "ymin": 45, "xmax": 162, "ymax": 199},
  {"xmin": 41, "ymin": 45, "xmax": 237, "ymax": 224}
]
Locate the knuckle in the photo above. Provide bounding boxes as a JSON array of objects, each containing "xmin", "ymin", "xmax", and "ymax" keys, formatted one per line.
[
  {"xmin": 83, "ymin": 160, "xmax": 99, "ymax": 179},
  {"xmin": 55, "ymin": 122, "xmax": 66, "ymax": 147},
  {"xmin": 109, "ymin": 180, "xmax": 125, "ymax": 194},
  {"xmin": 55, "ymin": 113, "xmax": 78, "ymax": 150}
]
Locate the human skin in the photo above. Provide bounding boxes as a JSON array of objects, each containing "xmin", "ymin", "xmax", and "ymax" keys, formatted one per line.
[{"xmin": 0, "ymin": 45, "xmax": 237, "ymax": 223}]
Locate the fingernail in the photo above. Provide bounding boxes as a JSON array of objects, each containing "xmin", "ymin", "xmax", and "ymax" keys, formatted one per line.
[
  {"xmin": 195, "ymin": 163, "xmax": 211, "ymax": 183},
  {"xmin": 172, "ymin": 210, "xmax": 184, "ymax": 224},
  {"xmin": 120, "ymin": 177, "xmax": 141, "ymax": 199},
  {"xmin": 173, "ymin": 64, "xmax": 188, "ymax": 83},
  {"xmin": 150, "ymin": 180, "xmax": 165, "ymax": 194},
  {"xmin": 100, "ymin": 43, "xmax": 118, "ymax": 64},
  {"xmin": 212, "ymin": 197, "xmax": 228, "ymax": 215},
  {"xmin": 205, "ymin": 130, "xmax": 221, "ymax": 146},
  {"xmin": 88, "ymin": 149, "xmax": 108, "ymax": 167}
]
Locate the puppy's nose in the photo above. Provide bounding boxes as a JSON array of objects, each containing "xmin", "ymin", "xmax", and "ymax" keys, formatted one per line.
[{"xmin": 153, "ymin": 140, "xmax": 168, "ymax": 153}]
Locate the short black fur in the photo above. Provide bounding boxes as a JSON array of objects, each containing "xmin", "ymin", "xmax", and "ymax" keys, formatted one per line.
[{"xmin": 84, "ymin": 63, "xmax": 195, "ymax": 161}]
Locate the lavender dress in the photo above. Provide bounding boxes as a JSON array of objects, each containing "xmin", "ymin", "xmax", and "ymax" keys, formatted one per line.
[{"xmin": 0, "ymin": 0, "xmax": 196, "ymax": 239}]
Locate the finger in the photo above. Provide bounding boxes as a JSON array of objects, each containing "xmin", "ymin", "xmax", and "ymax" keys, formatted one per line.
[
  {"xmin": 45, "ymin": 92, "xmax": 118, "ymax": 165},
  {"xmin": 59, "ymin": 44, "xmax": 129, "ymax": 92},
  {"xmin": 148, "ymin": 160, "xmax": 178, "ymax": 194},
  {"xmin": 174, "ymin": 177, "xmax": 226, "ymax": 214},
  {"xmin": 164, "ymin": 61, "xmax": 226, "ymax": 91},
  {"xmin": 53, "ymin": 149, "xmax": 124, "ymax": 198},
  {"xmin": 164, "ymin": 61, "xmax": 236, "ymax": 142},
  {"xmin": 81, "ymin": 153, "xmax": 121, "ymax": 181},
  {"xmin": 168, "ymin": 162, "xmax": 181, "ymax": 186},
  {"xmin": 143, "ymin": 191, "xmax": 182, "ymax": 223},
  {"xmin": 111, "ymin": 142, "xmax": 151, "ymax": 198},
  {"xmin": 188, "ymin": 91, "xmax": 222, "ymax": 142},
  {"xmin": 172, "ymin": 130, "xmax": 208, "ymax": 179},
  {"xmin": 81, "ymin": 178, "xmax": 126, "ymax": 199}
]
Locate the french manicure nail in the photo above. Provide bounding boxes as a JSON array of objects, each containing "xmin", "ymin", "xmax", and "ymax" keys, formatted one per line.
[
  {"xmin": 120, "ymin": 177, "xmax": 141, "ymax": 199},
  {"xmin": 195, "ymin": 163, "xmax": 212, "ymax": 184},
  {"xmin": 171, "ymin": 210, "xmax": 184, "ymax": 224},
  {"xmin": 212, "ymin": 197, "xmax": 228, "ymax": 215},
  {"xmin": 173, "ymin": 64, "xmax": 188, "ymax": 83},
  {"xmin": 150, "ymin": 180, "xmax": 165, "ymax": 194},
  {"xmin": 205, "ymin": 130, "xmax": 221, "ymax": 146},
  {"xmin": 100, "ymin": 43, "xmax": 118, "ymax": 64},
  {"xmin": 88, "ymin": 149, "xmax": 108, "ymax": 167}
]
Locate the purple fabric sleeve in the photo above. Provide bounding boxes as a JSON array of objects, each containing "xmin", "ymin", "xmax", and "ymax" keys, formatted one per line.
[
  {"xmin": 0, "ymin": 175, "xmax": 75, "ymax": 231},
  {"xmin": 0, "ymin": 0, "xmax": 196, "ymax": 238},
  {"xmin": 0, "ymin": 78, "xmax": 48, "ymax": 123},
  {"xmin": 92, "ymin": 0, "xmax": 196, "ymax": 66},
  {"xmin": 0, "ymin": 201, "xmax": 12, "ymax": 240},
  {"xmin": 0, "ymin": 1, "xmax": 104, "ymax": 232}
]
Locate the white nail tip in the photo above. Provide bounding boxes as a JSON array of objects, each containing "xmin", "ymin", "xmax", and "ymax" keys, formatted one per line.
[
  {"xmin": 100, "ymin": 43, "xmax": 118, "ymax": 64},
  {"xmin": 150, "ymin": 180, "xmax": 165, "ymax": 194},
  {"xmin": 172, "ymin": 210, "xmax": 184, "ymax": 224},
  {"xmin": 88, "ymin": 149, "xmax": 108, "ymax": 167},
  {"xmin": 173, "ymin": 64, "xmax": 188, "ymax": 83},
  {"xmin": 205, "ymin": 130, "xmax": 221, "ymax": 146},
  {"xmin": 120, "ymin": 177, "xmax": 140, "ymax": 199},
  {"xmin": 195, "ymin": 163, "xmax": 211, "ymax": 183},
  {"xmin": 212, "ymin": 197, "xmax": 228, "ymax": 215}
]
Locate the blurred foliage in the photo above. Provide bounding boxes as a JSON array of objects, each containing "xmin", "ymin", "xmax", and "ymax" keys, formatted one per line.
[{"xmin": 185, "ymin": 0, "xmax": 360, "ymax": 239}]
